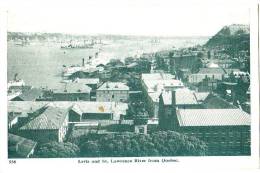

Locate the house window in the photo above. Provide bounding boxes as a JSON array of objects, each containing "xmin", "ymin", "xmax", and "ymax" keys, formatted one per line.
[{"xmin": 138, "ymin": 127, "xmax": 145, "ymax": 134}]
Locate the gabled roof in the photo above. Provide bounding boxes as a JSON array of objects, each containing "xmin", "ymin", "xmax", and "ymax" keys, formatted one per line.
[
  {"xmin": 161, "ymin": 88, "xmax": 199, "ymax": 105},
  {"xmin": 20, "ymin": 106, "xmax": 68, "ymax": 130},
  {"xmin": 203, "ymin": 94, "xmax": 237, "ymax": 109},
  {"xmin": 8, "ymin": 133, "xmax": 37, "ymax": 158},
  {"xmin": 177, "ymin": 109, "xmax": 250, "ymax": 127},
  {"xmin": 12, "ymin": 88, "xmax": 43, "ymax": 101}
]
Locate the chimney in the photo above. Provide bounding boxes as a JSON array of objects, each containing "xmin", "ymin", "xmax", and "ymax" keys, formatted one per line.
[
  {"xmin": 171, "ymin": 90, "xmax": 176, "ymax": 106},
  {"xmin": 82, "ymin": 58, "xmax": 85, "ymax": 67},
  {"xmin": 171, "ymin": 90, "xmax": 179, "ymax": 130}
]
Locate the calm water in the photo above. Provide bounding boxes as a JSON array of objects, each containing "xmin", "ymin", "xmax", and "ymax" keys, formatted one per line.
[{"xmin": 8, "ymin": 37, "xmax": 208, "ymax": 88}]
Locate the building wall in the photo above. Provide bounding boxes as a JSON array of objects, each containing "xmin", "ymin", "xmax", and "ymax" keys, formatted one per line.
[
  {"xmin": 82, "ymin": 113, "xmax": 112, "ymax": 120},
  {"xmin": 96, "ymin": 90, "xmax": 129, "ymax": 102},
  {"xmin": 69, "ymin": 110, "xmax": 81, "ymax": 122},
  {"xmin": 188, "ymin": 74, "xmax": 223, "ymax": 84},
  {"xmin": 58, "ymin": 116, "xmax": 68, "ymax": 142},
  {"xmin": 8, "ymin": 117, "xmax": 18, "ymax": 129},
  {"xmin": 180, "ymin": 126, "xmax": 250, "ymax": 156}
]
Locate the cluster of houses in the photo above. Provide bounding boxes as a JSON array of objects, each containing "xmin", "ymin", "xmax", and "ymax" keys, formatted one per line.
[
  {"xmin": 140, "ymin": 72, "xmax": 250, "ymax": 155},
  {"xmin": 8, "ymin": 47, "xmax": 251, "ymax": 157}
]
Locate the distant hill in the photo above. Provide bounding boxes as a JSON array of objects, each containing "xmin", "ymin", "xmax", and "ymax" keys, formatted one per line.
[{"xmin": 205, "ymin": 24, "xmax": 250, "ymax": 52}]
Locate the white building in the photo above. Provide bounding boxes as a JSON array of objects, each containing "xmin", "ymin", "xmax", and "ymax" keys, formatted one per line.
[
  {"xmin": 188, "ymin": 67, "xmax": 226, "ymax": 84},
  {"xmin": 96, "ymin": 82, "xmax": 129, "ymax": 102},
  {"xmin": 141, "ymin": 73, "xmax": 184, "ymax": 118}
]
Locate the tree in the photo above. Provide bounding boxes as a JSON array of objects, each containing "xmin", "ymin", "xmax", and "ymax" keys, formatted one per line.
[
  {"xmin": 80, "ymin": 141, "xmax": 100, "ymax": 157},
  {"xmin": 76, "ymin": 131, "xmax": 207, "ymax": 157},
  {"xmin": 33, "ymin": 142, "xmax": 80, "ymax": 158}
]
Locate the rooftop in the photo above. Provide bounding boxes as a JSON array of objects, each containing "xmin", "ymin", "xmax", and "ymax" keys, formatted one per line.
[
  {"xmin": 11, "ymin": 88, "xmax": 43, "ymax": 101},
  {"xmin": 202, "ymin": 94, "xmax": 237, "ymax": 109},
  {"xmin": 143, "ymin": 79, "xmax": 184, "ymax": 93},
  {"xmin": 161, "ymin": 88, "xmax": 199, "ymax": 105},
  {"xmin": 52, "ymin": 82, "xmax": 92, "ymax": 93},
  {"xmin": 9, "ymin": 101, "xmax": 129, "ymax": 122},
  {"xmin": 8, "ymin": 133, "xmax": 37, "ymax": 158},
  {"xmin": 97, "ymin": 82, "xmax": 129, "ymax": 91},
  {"xmin": 141, "ymin": 73, "xmax": 174, "ymax": 81},
  {"xmin": 73, "ymin": 78, "xmax": 100, "ymax": 85},
  {"xmin": 20, "ymin": 106, "xmax": 69, "ymax": 130},
  {"xmin": 71, "ymin": 102, "xmax": 128, "ymax": 115},
  {"xmin": 177, "ymin": 109, "xmax": 250, "ymax": 127},
  {"xmin": 8, "ymin": 101, "xmax": 48, "ymax": 118}
]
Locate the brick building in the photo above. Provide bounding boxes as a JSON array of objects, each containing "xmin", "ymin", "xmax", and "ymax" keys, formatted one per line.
[{"xmin": 158, "ymin": 90, "xmax": 251, "ymax": 155}]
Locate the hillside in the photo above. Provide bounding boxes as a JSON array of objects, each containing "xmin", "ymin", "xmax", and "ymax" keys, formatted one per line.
[{"xmin": 205, "ymin": 24, "xmax": 250, "ymax": 52}]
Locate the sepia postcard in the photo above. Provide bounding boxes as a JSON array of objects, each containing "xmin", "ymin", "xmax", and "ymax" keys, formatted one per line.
[{"xmin": 0, "ymin": 0, "xmax": 259, "ymax": 173}]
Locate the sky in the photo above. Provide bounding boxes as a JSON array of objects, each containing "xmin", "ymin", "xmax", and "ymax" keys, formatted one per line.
[{"xmin": 6, "ymin": 0, "xmax": 250, "ymax": 37}]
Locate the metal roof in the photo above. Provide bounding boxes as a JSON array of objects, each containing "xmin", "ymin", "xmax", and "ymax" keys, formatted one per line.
[
  {"xmin": 177, "ymin": 109, "xmax": 250, "ymax": 127},
  {"xmin": 20, "ymin": 106, "xmax": 68, "ymax": 130}
]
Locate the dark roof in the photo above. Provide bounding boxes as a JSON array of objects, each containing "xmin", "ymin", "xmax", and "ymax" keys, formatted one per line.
[
  {"xmin": 20, "ymin": 106, "xmax": 68, "ymax": 130},
  {"xmin": 11, "ymin": 88, "xmax": 43, "ymax": 101},
  {"xmin": 177, "ymin": 109, "xmax": 250, "ymax": 127},
  {"xmin": 202, "ymin": 94, "xmax": 237, "ymax": 109},
  {"xmin": 52, "ymin": 83, "xmax": 92, "ymax": 93},
  {"xmin": 8, "ymin": 133, "xmax": 37, "ymax": 158}
]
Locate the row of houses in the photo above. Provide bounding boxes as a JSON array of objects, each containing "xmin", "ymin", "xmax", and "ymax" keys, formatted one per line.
[
  {"xmin": 9, "ymin": 80, "xmax": 130, "ymax": 102},
  {"xmin": 188, "ymin": 65, "xmax": 249, "ymax": 84}
]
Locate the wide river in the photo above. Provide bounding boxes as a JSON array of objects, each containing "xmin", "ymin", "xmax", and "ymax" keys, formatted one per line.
[{"xmin": 8, "ymin": 37, "xmax": 208, "ymax": 88}]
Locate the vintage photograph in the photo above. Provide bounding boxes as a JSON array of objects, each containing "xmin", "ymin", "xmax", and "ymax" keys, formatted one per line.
[{"xmin": 7, "ymin": 2, "xmax": 252, "ymax": 159}]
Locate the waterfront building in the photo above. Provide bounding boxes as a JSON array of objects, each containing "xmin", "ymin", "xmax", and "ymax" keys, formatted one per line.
[{"xmin": 96, "ymin": 82, "xmax": 129, "ymax": 102}]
